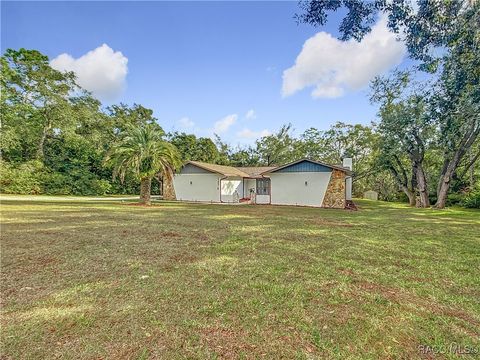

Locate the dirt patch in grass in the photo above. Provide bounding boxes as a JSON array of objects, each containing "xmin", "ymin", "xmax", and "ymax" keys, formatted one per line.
[
  {"xmin": 353, "ymin": 279, "xmax": 480, "ymax": 330},
  {"xmin": 337, "ymin": 268, "xmax": 356, "ymax": 276},
  {"xmin": 200, "ymin": 326, "xmax": 258, "ymax": 358},
  {"xmin": 158, "ymin": 230, "xmax": 183, "ymax": 238}
]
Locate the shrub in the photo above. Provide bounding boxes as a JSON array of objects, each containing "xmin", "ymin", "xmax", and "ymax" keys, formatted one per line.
[
  {"xmin": 90, "ymin": 179, "xmax": 112, "ymax": 195},
  {"xmin": 445, "ymin": 193, "xmax": 465, "ymax": 207},
  {"xmin": 462, "ymin": 188, "xmax": 480, "ymax": 209},
  {"xmin": 41, "ymin": 172, "xmax": 71, "ymax": 195},
  {"xmin": 0, "ymin": 160, "xmax": 43, "ymax": 194},
  {"xmin": 70, "ymin": 175, "xmax": 112, "ymax": 196},
  {"xmin": 41, "ymin": 171, "xmax": 113, "ymax": 196},
  {"xmin": 395, "ymin": 192, "xmax": 409, "ymax": 203},
  {"xmin": 1, "ymin": 159, "xmax": 117, "ymax": 196}
]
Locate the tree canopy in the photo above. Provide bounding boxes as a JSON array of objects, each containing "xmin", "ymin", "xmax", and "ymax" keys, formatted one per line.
[
  {"xmin": 1, "ymin": 41, "xmax": 478, "ymax": 208},
  {"xmin": 296, "ymin": 0, "xmax": 480, "ymax": 208}
]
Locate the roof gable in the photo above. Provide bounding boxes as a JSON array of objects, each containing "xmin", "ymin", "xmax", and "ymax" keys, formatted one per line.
[
  {"xmin": 180, "ymin": 163, "xmax": 212, "ymax": 174},
  {"xmin": 236, "ymin": 166, "xmax": 276, "ymax": 178},
  {"xmin": 273, "ymin": 160, "xmax": 332, "ymax": 173},
  {"xmin": 181, "ymin": 161, "xmax": 249, "ymax": 177},
  {"xmin": 262, "ymin": 159, "xmax": 352, "ymax": 175}
]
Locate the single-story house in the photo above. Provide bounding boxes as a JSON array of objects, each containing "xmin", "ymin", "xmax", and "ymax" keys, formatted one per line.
[{"xmin": 173, "ymin": 158, "xmax": 353, "ymax": 208}]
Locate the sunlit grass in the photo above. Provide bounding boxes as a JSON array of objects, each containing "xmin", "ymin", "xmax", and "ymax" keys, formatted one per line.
[{"xmin": 1, "ymin": 199, "xmax": 479, "ymax": 359}]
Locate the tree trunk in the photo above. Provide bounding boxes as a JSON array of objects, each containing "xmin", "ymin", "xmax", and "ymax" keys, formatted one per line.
[
  {"xmin": 415, "ymin": 163, "xmax": 430, "ymax": 207},
  {"xmin": 140, "ymin": 177, "xmax": 152, "ymax": 205},
  {"xmin": 436, "ymin": 158, "xmax": 450, "ymax": 198},
  {"xmin": 435, "ymin": 119, "xmax": 480, "ymax": 208},
  {"xmin": 36, "ymin": 125, "xmax": 49, "ymax": 160},
  {"xmin": 436, "ymin": 179, "xmax": 450, "ymax": 209},
  {"xmin": 435, "ymin": 159, "xmax": 458, "ymax": 209},
  {"xmin": 458, "ymin": 149, "xmax": 480, "ymax": 186},
  {"xmin": 162, "ymin": 169, "xmax": 176, "ymax": 201},
  {"xmin": 397, "ymin": 184, "xmax": 416, "ymax": 206},
  {"xmin": 388, "ymin": 160, "xmax": 416, "ymax": 206},
  {"xmin": 436, "ymin": 148, "xmax": 472, "ymax": 209},
  {"xmin": 403, "ymin": 187, "xmax": 416, "ymax": 206}
]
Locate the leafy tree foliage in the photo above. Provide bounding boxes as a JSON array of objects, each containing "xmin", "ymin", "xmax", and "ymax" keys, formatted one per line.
[
  {"xmin": 0, "ymin": 49, "xmax": 175, "ymax": 197},
  {"xmin": 430, "ymin": 6, "xmax": 480, "ymax": 207},
  {"xmin": 371, "ymin": 72, "xmax": 434, "ymax": 207},
  {"xmin": 104, "ymin": 125, "xmax": 181, "ymax": 205},
  {"xmin": 297, "ymin": 0, "xmax": 480, "ymax": 208},
  {"xmin": 168, "ymin": 132, "xmax": 219, "ymax": 163},
  {"xmin": 254, "ymin": 124, "xmax": 301, "ymax": 166},
  {"xmin": 296, "ymin": 0, "xmax": 472, "ymax": 69},
  {"xmin": 1, "ymin": 48, "xmax": 79, "ymax": 161}
]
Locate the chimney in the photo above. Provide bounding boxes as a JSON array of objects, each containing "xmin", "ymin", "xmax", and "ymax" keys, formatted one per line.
[{"xmin": 343, "ymin": 158, "xmax": 352, "ymax": 201}]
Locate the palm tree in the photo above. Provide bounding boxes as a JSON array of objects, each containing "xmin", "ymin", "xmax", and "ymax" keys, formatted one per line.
[{"xmin": 105, "ymin": 125, "xmax": 181, "ymax": 205}]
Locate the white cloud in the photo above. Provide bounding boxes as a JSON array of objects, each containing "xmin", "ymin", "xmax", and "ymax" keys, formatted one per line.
[
  {"xmin": 213, "ymin": 114, "xmax": 237, "ymax": 134},
  {"xmin": 51, "ymin": 44, "xmax": 128, "ymax": 101},
  {"xmin": 245, "ymin": 109, "xmax": 256, "ymax": 120},
  {"xmin": 282, "ymin": 16, "xmax": 406, "ymax": 99},
  {"xmin": 237, "ymin": 128, "xmax": 270, "ymax": 139},
  {"xmin": 178, "ymin": 117, "xmax": 195, "ymax": 129}
]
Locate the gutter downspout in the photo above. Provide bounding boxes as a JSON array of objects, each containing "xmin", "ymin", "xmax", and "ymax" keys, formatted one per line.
[
  {"xmin": 219, "ymin": 175, "xmax": 227, "ymax": 203},
  {"xmin": 268, "ymin": 176, "xmax": 271, "ymax": 204},
  {"xmin": 345, "ymin": 175, "xmax": 352, "ymax": 202},
  {"xmin": 342, "ymin": 158, "xmax": 353, "ymax": 202}
]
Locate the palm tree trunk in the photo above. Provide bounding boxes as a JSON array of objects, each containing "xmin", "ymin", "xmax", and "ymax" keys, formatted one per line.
[
  {"xmin": 140, "ymin": 177, "xmax": 152, "ymax": 205},
  {"xmin": 163, "ymin": 168, "xmax": 176, "ymax": 201}
]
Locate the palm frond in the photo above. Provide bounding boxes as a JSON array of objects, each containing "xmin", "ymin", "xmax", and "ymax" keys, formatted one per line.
[{"xmin": 104, "ymin": 125, "xmax": 181, "ymax": 182}]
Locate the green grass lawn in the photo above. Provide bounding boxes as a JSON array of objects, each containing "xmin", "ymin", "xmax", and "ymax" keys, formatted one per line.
[{"xmin": 1, "ymin": 199, "xmax": 479, "ymax": 359}]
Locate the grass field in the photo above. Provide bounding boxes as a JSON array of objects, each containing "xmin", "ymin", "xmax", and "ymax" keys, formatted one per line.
[{"xmin": 1, "ymin": 199, "xmax": 479, "ymax": 359}]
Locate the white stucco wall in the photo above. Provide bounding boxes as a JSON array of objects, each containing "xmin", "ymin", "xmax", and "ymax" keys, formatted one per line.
[
  {"xmin": 256, "ymin": 194, "xmax": 270, "ymax": 204},
  {"xmin": 269, "ymin": 172, "xmax": 332, "ymax": 207},
  {"xmin": 173, "ymin": 173, "xmax": 221, "ymax": 202},
  {"xmin": 220, "ymin": 177, "xmax": 244, "ymax": 203}
]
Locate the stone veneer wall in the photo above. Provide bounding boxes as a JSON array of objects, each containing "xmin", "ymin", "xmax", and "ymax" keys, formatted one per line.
[{"xmin": 322, "ymin": 169, "xmax": 346, "ymax": 208}]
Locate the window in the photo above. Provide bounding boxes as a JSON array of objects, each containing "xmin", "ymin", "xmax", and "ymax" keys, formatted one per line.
[{"xmin": 256, "ymin": 178, "xmax": 270, "ymax": 195}]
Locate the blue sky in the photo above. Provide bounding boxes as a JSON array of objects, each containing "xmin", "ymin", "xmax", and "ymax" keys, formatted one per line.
[{"xmin": 2, "ymin": 1, "xmax": 407, "ymax": 145}]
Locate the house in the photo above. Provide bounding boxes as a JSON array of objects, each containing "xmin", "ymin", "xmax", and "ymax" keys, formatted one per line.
[{"xmin": 173, "ymin": 158, "xmax": 353, "ymax": 208}]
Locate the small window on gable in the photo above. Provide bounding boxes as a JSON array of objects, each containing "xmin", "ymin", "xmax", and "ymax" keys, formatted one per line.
[{"xmin": 256, "ymin": 178, "xmax": 270, "ymax": 195}]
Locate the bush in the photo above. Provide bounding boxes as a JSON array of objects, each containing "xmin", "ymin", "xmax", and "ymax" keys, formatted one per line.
[
  {"xmin": 445, "ymin": 193, "xmax": 465, "ymax": 207},
  {"xmin": 41, "ymin": 171, "xmax": 113, "ymax": 196},
  {"xmin": 462, "ymin": 188, "xmax": 480, "ymax": 209},
  {"xmin": 0, "ymin": 160, "xmax": 114, "ymax": 196},
  {"xmin": 0, "ymin": 160, "xmax": 43, "ymax": 194},
  {"xmin": 70, "ymin": 175, "xmax": 112, "ymax": 196},
  {"xmin": 395, "ymin": 192, "xmax": 410, "ymax": 203},
  {"xmin": 41, "ymin": 172, "xmax": 71, "ymax": 195},
  {"xmin": 89, "ymin": 179, "xmax": 112, "ymax": 195}
]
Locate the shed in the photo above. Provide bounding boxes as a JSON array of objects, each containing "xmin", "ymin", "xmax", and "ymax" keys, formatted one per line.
[{"xmin": 363, "ymin": 190, "xmax": 378, "ymax": 201}]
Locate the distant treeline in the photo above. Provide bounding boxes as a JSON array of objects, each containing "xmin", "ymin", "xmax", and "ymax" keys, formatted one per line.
[{"xmin": 1, "ymin": 48, "xmax": 478, "ymax": 208}]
